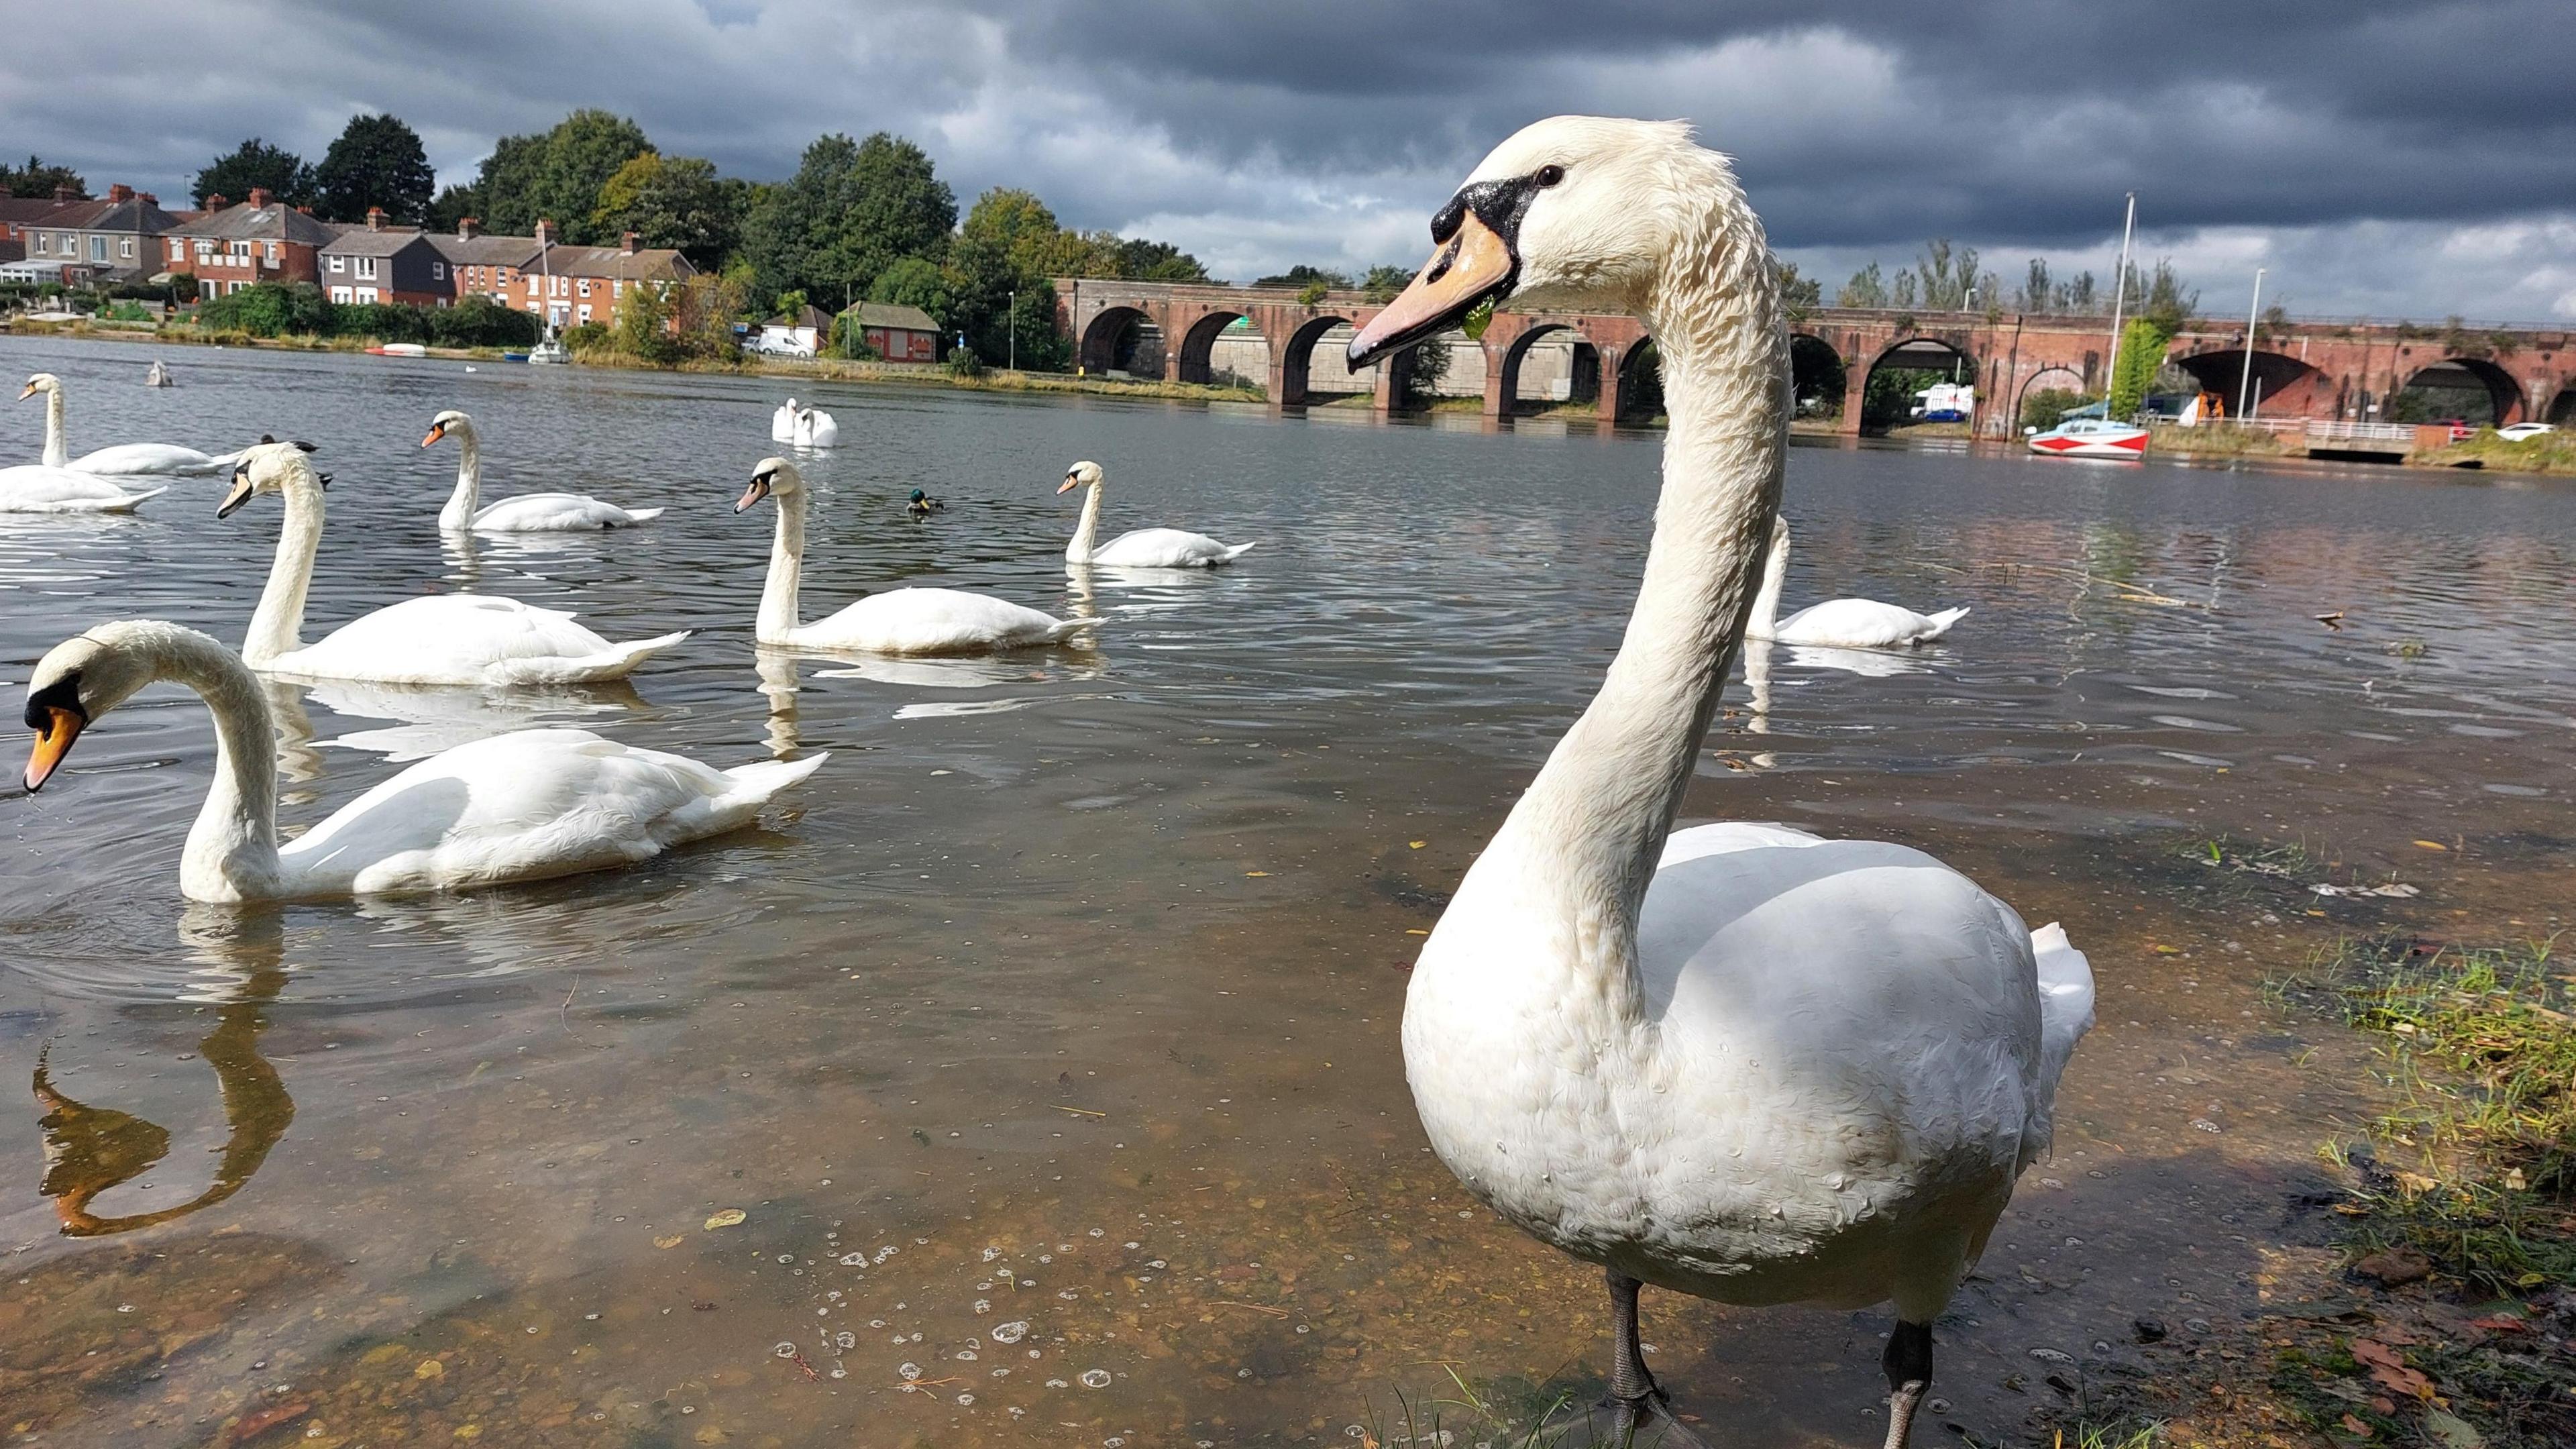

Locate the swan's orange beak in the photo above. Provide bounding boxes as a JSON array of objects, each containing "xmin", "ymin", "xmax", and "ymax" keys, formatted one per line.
[
  {"xmin": 1348, "ymin": 210, "xmax": 1515, "ymax": 367},
  {"xmin": 735, "ymin": 476, "xmax": 771, "ymax": 514},
  {"xmin": 15, "ymin": 383, "xmax": 34, "ymax": 401},
  {"xmin": 421, "ymin": 423, "xmax": 446, "ymax": 447},
  {"xmin": 1055, "ymin": 476, "xmax": 1080, "ymax": 494},
  {"xmin": 25, "ymin": 706, "xmax": 83, "ymax": 792}
]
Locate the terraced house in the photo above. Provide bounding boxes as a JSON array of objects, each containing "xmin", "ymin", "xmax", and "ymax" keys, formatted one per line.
[
  {"xmin": 500, "ymin": 222, "xmax": 696, "ymax": 330},
  {"xmin": 317, "ymin": 209, "xmax": 448, "ymax": 307},
  {"xmin": 17, "ymin": 184, "xmax": 182, "ymax": 284},
  {"xmin": 167, "ymin": 189, "xmax": 338, "ymax": 294}
]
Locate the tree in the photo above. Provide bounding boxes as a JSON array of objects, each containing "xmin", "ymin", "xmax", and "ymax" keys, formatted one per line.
[
  {"xmin": 468, "ymin": 109, "xmax": 653, "ymax": 241},
  {"xmin": 428, "ymin": 182, "xmax": 480, "ymax": 231},
  {"xmin": 2107, "ymin": 317, "xmax": 2171, "ymax": 419},
  {"xmin": 1104, "ymin": 237, "xmax": 1208, "ymax": 282},
  {"xmin": 193, "ymin": 139, "xmax": 313, "ymax": 207},
  {"xmin": 867, "ymin": 256, "xmax": 953, "ymax": 324},
  {"xmin": 1836, "ymin": 262, "xmax": 1887, "ymax": 309},
  {"xmin": 1361, "ymin": 264, "xmax": 1411, "ymax": 303},
  {"xmin": 961, "ymin": 187, "xmax": 1076, "ymax": 275},
  {"xmin": 0, "ymin": 155, "xmax": 85, "ymax": 198},
  {"xmin": 592, "ymin": 152, "xmax": 739, "ymax": 268},
  {"xmin": 1254, "ymin": 264, "xmax": 1349, "ymax": 289},
  {"xmin": 1776, "ymin": 258, "xmax": 1821, "ymax": 320},
  {"xmin": 2132, "ymin": 260, "xmax": 2198, "ymax": 333},
  {"xmin": 311, "ymin": 113, "xmax": 435, "ymax": 223},
  {"xmin": 745, "ymin": 131, "xmax": 955, "ymax": 309}
]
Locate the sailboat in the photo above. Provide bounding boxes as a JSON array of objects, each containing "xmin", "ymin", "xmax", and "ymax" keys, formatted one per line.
[{"xmin": 525, "ymin": 229, "xmax": 570, "ymax": 364}]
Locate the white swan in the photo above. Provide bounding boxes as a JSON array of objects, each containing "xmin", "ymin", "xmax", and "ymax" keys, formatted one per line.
[
  {"xmin": 423, "ymin": 411, "xmax": 663, "ymax": 531},
  {"xmin": 21, "ymin": 620, "xmax": 822, "ymax": 902},
  {"xmin": 737, "ymin": 457, "xmax": 1089, "ymax": 655},
  {"xmin": 19, "ymin": 373, "xmax": 241, "ymax": 476},
  {"xmin": 1346, "ymin": 117, "xmax": 2092, "ymax": 1448},
  {"xmin": 1748, "ymin": 518, "xmax": 1967, "ymax": 649},
  {"xmin": 220, "ymin": 441, "xmax": 689, "ymax": 686},
  {"xmin": 1058, "ymin": 460, "xmax": 1254, "ymax": 568},
  {"xmin": 0, "ymin": 464, "xmax": 166, "ymax": 513},
  {"xmin": 771, "ymin": 398, "xmax": 800, "ymax": 443},
  {"xmin": 793, "ymin": 406, "xmax": 839, "ymax": 448}
]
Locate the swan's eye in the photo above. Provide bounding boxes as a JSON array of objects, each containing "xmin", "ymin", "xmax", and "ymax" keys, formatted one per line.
[{"xmin": 1534, "ymin": 164, "xmax": 1566, "ymax": 187}]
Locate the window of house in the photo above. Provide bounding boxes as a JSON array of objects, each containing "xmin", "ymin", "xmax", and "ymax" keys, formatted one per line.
[
  {"xmin": 577, "ymin": 304, "xmax": 592, "ymax": 324},
  {"xmin": 120, "ymin": 237, "xmax": 132, "ymax": 257},
  {"xmin": 329, "ymin": 256, "xmax": 345, "ymax": 272},
  {"xmin": 578, "ymin": 278, "xmax": 591, "ymax": 297},
  {"xmin": 90, "ymin": 235, "xmax": 107, "ymax": 260},
  {"xmin": 431, "ymin": 261, "xmax": 445, "ymax": 280},
  {"xmin": 32, "ymin": 234, "xmax": 45, "ymax": 254},
  {"xmin": 330, "ymin": 286, "xmax": 352, "ymax": 303},
  {"xmin": 356, "ymin": 257, "xmax": 378, "ymax": 279},
  {"xmin": 264, "ymin": 241, "xmax": 278, "ymax": 262},
  {"xmin": 612, "ymin": 279, "xmax": 624, "ymax": 297}
]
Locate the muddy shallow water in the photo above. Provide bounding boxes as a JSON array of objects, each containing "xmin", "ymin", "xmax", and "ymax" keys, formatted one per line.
[{"xmin": 1, "ymin": 335, "xmax": 2571, "ymax": 1446}]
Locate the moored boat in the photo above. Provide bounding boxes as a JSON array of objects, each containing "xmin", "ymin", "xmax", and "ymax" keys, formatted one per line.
[
  {"xmin": 366, "ymin": 343, "xmax": 428, "ymax": 358},
  {"xmin": 2027, "ymin": 417, "xmax": 2148, "ymax": 458}
]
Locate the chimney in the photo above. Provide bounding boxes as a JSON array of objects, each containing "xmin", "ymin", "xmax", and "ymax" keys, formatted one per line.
[
  {"xmin": 108, "ymin": 183, "xmax": 133, "ymax": 203},
  {"xmin": 248, "ymin": 186, "xmax": 272, "ymax": 209},
  {"xmin": 295, "ymin": 204, "xmax": 313, "ymax": 215},
  {"xmin": 458, "ymin": 217, "xmax": 480, "ymax": 240},
  {"xmin": 138, "ymin": 192, "xmax": 156, "ymax": 206},
  {"xmin": 621, "ymin": 230, "xmax": 638, "ymax": 255},
  {"xmin": 534, "ymin": 219, "xmax": 557, "ymax": 247},
  {"xmin": 205, "ymin": 193, "xmax": 229, "ymax": 211},
  {"xmin": 53, "ymin": 184, "xmax": 76, "ymax": 202},
  {"xmin": 366, "ymin": 206, "xmax": 386, "ymax": 231}
]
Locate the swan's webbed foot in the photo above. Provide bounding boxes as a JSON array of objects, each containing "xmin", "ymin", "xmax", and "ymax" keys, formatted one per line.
[{"xmin": 1600, "ymin": 1269, "xmax": 1712, "ymax": 1447}]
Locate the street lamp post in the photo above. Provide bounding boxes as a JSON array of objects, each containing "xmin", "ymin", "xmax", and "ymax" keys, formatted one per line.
[
  {"xmin": 2237, "ymin": 268, "xmax": 2265, "ymax": 421},
  {"xmin": 1008, "ymin": 289, "xmax": 1016, "ymax": 372}
]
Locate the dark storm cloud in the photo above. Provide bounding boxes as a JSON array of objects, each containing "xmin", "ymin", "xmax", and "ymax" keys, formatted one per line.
[{"xmin": 7, "ymin": 1, "xmax": 2574, "ymax": 314}]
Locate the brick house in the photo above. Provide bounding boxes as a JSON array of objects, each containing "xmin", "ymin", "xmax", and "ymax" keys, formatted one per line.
[
  {"xmin": 18, "ymin": 184, "xmax": 182, "ymax": 283},
  {"xmin": 429, "ymin": 219, "xmax": 543, "ymax": 306},
  {"xmin": 840, "ymin": 301, "xmax": 943, "ymax": 363},
  {"xmin": 317, "ymin": 209, "xmax": 449, "ymax": 306},
  {"xmin": 502, "ymin": 223, "xmax": 695, "ymax": 330},
  {"xmin": 0, "ymin": 185, "xmax": 79, "ymax": 266},
  {"xmin": 166, "ymin": 189, "xmax": 342, "ymax": 295}
]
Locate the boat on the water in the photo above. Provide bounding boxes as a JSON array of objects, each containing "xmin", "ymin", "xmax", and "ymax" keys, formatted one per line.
[
  {"xmin": 2027, "ymin": 417, "xmax": 2148, "ymax": 459},
  {"xmin": 526, "ymin": 338, "xmax": 569, "ymax": 365},
  {"xmin": 366, "ymin": 343, "xmax": 428, "ymax": 358}
]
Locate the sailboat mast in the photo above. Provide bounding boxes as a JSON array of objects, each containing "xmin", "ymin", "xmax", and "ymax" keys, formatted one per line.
[{"xmin": 2102, "ymin": 192, "xmax": 2135, "ymax": 416}]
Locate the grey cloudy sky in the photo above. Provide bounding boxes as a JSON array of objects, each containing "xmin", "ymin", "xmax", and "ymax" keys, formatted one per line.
[{"xmin": 9, "ymin": 0, "xmax": 2575, "ymax": 319}]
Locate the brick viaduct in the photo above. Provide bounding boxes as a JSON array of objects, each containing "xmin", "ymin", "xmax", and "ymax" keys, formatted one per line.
[{"xmin": 1055, "ymin": 279, "xmax": 2576, "ymax": 437}]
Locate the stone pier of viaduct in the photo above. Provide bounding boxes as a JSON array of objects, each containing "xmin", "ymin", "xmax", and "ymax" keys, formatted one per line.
[{"xmin": 1056, "ymin": 278, "xmax": 2576, "ymax": 436}]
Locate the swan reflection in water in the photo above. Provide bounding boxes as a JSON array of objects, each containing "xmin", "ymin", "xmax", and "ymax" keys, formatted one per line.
[
  {"xmin": 30, "ymin": 910, "xmax": 294, "ymax": 1236},
  {"xmin": 267, "ymin": 674, "xmax": 648, "ymax": 763}
]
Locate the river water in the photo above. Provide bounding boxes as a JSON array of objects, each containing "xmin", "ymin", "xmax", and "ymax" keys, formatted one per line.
[{"xmin": 1, "ymin": 335, "xmax": 2570, "ymax": 1446}]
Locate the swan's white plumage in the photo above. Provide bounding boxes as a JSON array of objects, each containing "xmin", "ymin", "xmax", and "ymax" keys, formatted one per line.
[
  {"xmin": 1749, "ymin": 519, "xmax": 1968, "ymax": 649},
  {"xmin": 427, "ymin": 411, "xmax": 661, "ymax": 531},
  {"xmin": 228, "ymin": 441, "xmax": 686, "ymax": 685},
  {"xmin": 793, "ymin": 407, "xmax": 839, "ymax": 448},
  {"xmin": 771, "ymin": 399, "xmax": 800, "ymax": 443},
  {"xmin": 21, "ymin": 373, "xmax": 233, "ymax": 475},
  {"xmin": 0, "ymin": 464, "xmax": 166, "ymax": 513},
  {"xmin": 1060, "ymin": 460, "xmax": 1253, "ymax": 567}
]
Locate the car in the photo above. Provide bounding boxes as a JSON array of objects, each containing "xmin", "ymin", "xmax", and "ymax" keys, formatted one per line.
[{"xmin": 2498, "ymin": 421, "xmax": 2557, "ymax": 441}]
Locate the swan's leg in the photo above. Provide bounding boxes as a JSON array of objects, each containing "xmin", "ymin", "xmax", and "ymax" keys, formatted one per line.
[
  {"xmin": 1879, "ymin": 1321, "xmax": 1933, "ymax": 1449},
  {"xmin": 1601, "ymin": 1270, "xmax": 1709, "ymax": 1448}
]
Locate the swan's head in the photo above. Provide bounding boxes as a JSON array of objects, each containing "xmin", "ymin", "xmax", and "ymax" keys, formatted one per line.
[
  {"xmin": 22, "ymin": 622, "xmax": 187, "ymax": 792},
  {"xmin": 218, "ymin": 440, "xmax": 322, "ymax": 519},
  {"xmin": 421, "ymin": 409, "xmax": 474, "ymax": 447},
  {"xmin": 1057, "ymin": 460, "xmax": 1104, "ymax": 495},
  {"xmin": 1350, "ymin": 116, "xmax": 1746, "ymax": 365},
  {"xmin": 737, "ymin": 456, "xmax": 803, "ymax": 513},
  {"xmin": 18, "ymin": 372, "xmax": 60, "ymax": 402}
]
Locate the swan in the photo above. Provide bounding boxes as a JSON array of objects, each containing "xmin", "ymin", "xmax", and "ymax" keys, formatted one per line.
[
  {"xmin": 1748, "ymin": 518, "xmax": 1968, "ymax": 649},
  {"xmin": 19, "ymin": 619, "xmax": 824, "ymax": 902},
  {"xmin": 19, "ymin": 373, "xmax": 241, "ymax": 476},
  {"xmin": 793, "ymin": 406, "xmax": 839, "ymax": 448},
  {"xmin": 146, "ymin": 360, "xmax": 174, "ymax": 387},
  {"xmin": 0, "ymin": 464, "xmax": 166, "ymax": 513},
  {"xmin": 219, "ymin": 441, "xmax": 689, "ymax": 686},
  {"xmin": 1346, "ymin": 116, "xmax": 2093, "ymax": 1448},
  {"xmin": 737, "ymin": 457, "xmax": 1090, "ymax": 655},
  {"xmin": 771, "ymin": 398, "xmax": 800, "ymax": 443},
  {"xmin": 1058, "ymin": 460, "xmax": 1254, "ymax": 568},
  {"xmin": 422, "ymin": 411, "xmax": 663, "ymax": 531}
]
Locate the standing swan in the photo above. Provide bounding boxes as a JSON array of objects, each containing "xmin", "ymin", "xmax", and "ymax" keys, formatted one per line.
[
  {"xmin": 1058, "ymin": 461, "xmax": 1254, "ymax": 567},
  {"xmin": 771, "ymin": 398, "xmax": 800, "ymax": 443},
  {"xmin": 220, "ymin": 441, "xmax": 688, "ymax": 685},
  {"xmin": 422, "ymin": 411, "xmax": 663, "ymax": 531},
  {"xmin": 1748, "ymin": 518, "xmax": 1968, "ymax": 649},
  {"xmin": 737, "ymin": 458, "xmax": 1089, "ymax": 655},
  {"xmin": 21, "ymin": 621, "xmax": 822, "ymax": 902},
  {"xmin": 1347, "ymin": 117, "xmax": 2092, "ymax": 1448},
  {"xmin": 19, "ymin": 374, "xmax": 241, "ymax": 476}
]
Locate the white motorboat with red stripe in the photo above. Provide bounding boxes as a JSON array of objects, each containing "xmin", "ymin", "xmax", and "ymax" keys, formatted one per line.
[{"xmin": 2027, "ymin": 418, "xmax": 2148, "ymax": 458}]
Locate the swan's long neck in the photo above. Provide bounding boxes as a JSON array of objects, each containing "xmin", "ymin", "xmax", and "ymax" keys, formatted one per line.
[
  {"xmin": 1746, "ymin": 523, "xmax": 1790, "ymax": 637},
  {"xmin": 1065, "ymin": 482, "xmax": 1106, "ymax": 564},
  {"xmin": 758, "ymin": 486, "xmax": 807, "ymax": 643},
  {"xmin": 241, "ymin": 464, "xmax": 325, "ymax": 667},
  {"xmin": 40, "ymin": 386, "xmax": 66, "ymax": 468},
  {"xmin": 437, "ymin": 427, "xmax": 482, "ymax": 530},
  {"xmin": 146, "ymin": 627, "xmax": 285, "ymax": 900},
  {"xmin": 1467, "ymin": 195, "xmax": 1787, "ymax": 1024}
]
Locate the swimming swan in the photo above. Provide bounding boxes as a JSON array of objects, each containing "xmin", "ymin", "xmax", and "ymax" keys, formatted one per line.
[
  {"xmin": 1058, "ymin": 460, "xmax": 1254, "ymax": 568},
  {"xmin": 793, "ymin": 407, "xmax": 839, "ymax": 448},
  {"xmin": 771, "ymin": 398, "xmax": 800, "ymax": 443},
  {"xmin": 19, "ymin": 373, "xmax": 241, "ymax": 476},
  {"xmin": 0, "ymin": 464, "xmax": 166, "ymax": 513},
  {"xmin": 737, "ymin": 457, "xmax": 1089, "ymax": 655},
  {"xmin": 422, "ymin": 411, "xmax": 663, "ymax": 531},
  {"xmin": 21, "ymin": 619, "xmax": 823, "ymax": 902},
  {"xmin": 1748, "ymin": 518, "xmax": 1968, "ymax": 649},
  {"xmin": 1346, "ymin": 116, "xmax": 2092, "ymax": 1449},
  {"xmin": 220, "ymin": 441, "xmax": 688, "ymax": 686}
]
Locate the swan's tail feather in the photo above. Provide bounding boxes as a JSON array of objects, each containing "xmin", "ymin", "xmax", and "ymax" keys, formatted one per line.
[
  {"xmin": 720, "ymin": 751, "xmax": 829, "ymax": 805},
  {"xmin": 1221, "ymin": 541, "xmax": 1258, "ymax": 561},
  {"xmin": 2024, "ymin": 921, "xmax": 2096, "ymax": 1163},
  {"xmin": 1048, "ymin": 614, "xmax": 1104, "ymax": 644},
  {"xmin": 190, "ymin": 449, "xmax": 248, "ymax": 476},
  {"xmin": 619, "ymin": 507, "xmax": 665, "ymax": 523},
  {"xmin": 1917, "ymin": 606, "xmax": 1970, "ymax": 640},
  {"xmin": 488, "ymin": 630, "xmax": 692, "ymax": 684},
  {"xmin": 107, "ymin": 486, "xmax": 170, "ymax": 513}
]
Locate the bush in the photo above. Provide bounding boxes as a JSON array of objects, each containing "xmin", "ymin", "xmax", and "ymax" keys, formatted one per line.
[
  {"xmin": 337, "ymin": 303, "xmax": 430, "ymax": 343},
  {"xmin": 198, "ymin": 282, "xmax": 333, "ymax": 337},
  {"xmin": 945, "ymin": 344, "xmax": 985, "ymax": 379},
  {"xmin": 829, "ymin": 313, "xmax": 878, "ymax": 361},
  {"xmin": 2021, "ymin": 386, "xmax": 2092, "ymax": 432},
  {"xmin": 1295, "ymin": 279, "xmax": 1330, "ymax": 307},
  {"xmin": 427, "ymin": 294, "xmax": 539, "ymax": 349}
]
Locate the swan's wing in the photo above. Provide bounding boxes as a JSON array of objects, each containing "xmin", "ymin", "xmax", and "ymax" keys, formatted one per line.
[
  {"xmin": 1774, "ymin": 598, "xmax": 1951, "ymax": 649},
  {"xmin": 0, "ymin": 465, "xmax": 154, "ymax": 506},
  {"xmin": 291, "ymin": 595, "xmax": 619, "ymax": 683},
  {"xmin": 1656, "ymin": 820, "xmax": 1828, "ymax": 867},
  {"xmin": 808, "ymin": 587, "xmax": 1065, "ymax": 653},
  {"xmin": 281, "ymin": 728, "xmax": 759, "ymax": 892},
  {"xmin": 472, "ymin": 493, "xmax": 645, "ymax": 531},
  {"xmin": 1640, "ymin": 837, "xmax": 2048, "ymax": 1173},
  {"xmin": 1093, "ymin": 528, "xmax": 1238, "ymax": 567}
]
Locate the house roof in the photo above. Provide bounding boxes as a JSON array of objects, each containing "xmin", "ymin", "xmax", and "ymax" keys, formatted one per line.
[
  {"xmin": 545, "ymin": 244, "xmax": 695, "ymax": 282},
  {"xmin": 322, "ymin": 227, "xmax": 436, "ymax": 258},
  {"xmin": 428, "ymin": 233, "xmax": 543, "ymax": 269},
  {"xmin": 842, "ymin": 301, "xmax": 941, "ymax": 332},
  {"xmin": 179, "ymin": 202, "xmax": 339, "ymax": 246},
  {"xmin": 0, "ymin": 195, "xmax": 72, "ymax": 229},
  {"xmin": 761, "ymin": 304, "xmax": 834, "ymax": 330}
]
